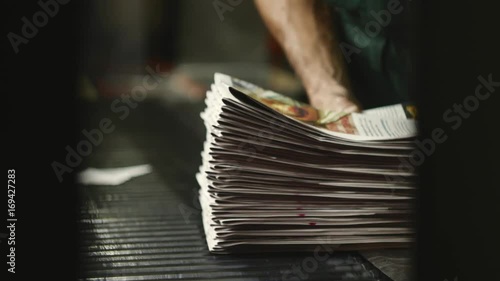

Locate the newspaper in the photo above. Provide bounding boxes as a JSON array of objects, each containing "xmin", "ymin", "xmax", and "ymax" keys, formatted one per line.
[
  {"xmin": 197, "ymin": 73, "xmax": 416, "ymax": 253},
  {"xmin": 215, "ymin": 73, "xmax": 417, "ymax": 141}
]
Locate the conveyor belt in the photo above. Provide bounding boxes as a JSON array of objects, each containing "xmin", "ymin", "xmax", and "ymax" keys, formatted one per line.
[{"xmin": 77, "ymin": 101, "xmax": 393, "ymax": 281}]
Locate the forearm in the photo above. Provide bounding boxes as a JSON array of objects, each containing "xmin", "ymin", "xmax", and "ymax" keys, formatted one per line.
[{"xmin": 254, "ymin": 0, "xmax": 350, "ymax": 98}]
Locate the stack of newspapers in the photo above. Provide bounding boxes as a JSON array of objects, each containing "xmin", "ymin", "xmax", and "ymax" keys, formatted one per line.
[{"xmin": 197, "ymin": 73, "xmax": 417, "ymax": 253}]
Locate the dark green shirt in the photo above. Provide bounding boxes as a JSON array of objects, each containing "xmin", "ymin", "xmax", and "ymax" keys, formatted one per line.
[{"xmin": 325, "ymin": 0, "xmax": 412, "ymax": 108}]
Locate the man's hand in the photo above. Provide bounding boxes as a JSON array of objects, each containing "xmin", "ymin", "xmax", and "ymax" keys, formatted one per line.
[
  {"xmin": 308, "ymin": 79, "xmax": 361, "ymax": 113},
  {"xmin": 254, "ymin": 0, "xmax": 360, "ymax": 113}
]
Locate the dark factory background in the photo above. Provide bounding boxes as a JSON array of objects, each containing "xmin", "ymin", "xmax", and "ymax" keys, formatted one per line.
[{"xmin": 4, "ymin": 1, "xmax": 499, "ymax": 281}]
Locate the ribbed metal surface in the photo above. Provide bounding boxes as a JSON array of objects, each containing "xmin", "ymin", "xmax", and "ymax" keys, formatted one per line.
[{"xmin": 77, "ymin": 101, "xmax": 393, "ymax": 281}]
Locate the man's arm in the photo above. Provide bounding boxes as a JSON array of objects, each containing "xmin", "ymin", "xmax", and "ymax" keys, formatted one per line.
[{"xmin": 254, "ymin": 0, "xmax": 360, "ymax": 113}]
